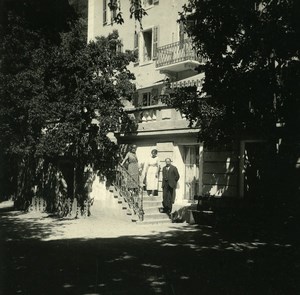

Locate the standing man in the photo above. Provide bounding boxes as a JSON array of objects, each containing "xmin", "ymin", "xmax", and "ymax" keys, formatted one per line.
[{"xmin": 162, "ymin": 158, "xmax": 180, "ymax": 214}]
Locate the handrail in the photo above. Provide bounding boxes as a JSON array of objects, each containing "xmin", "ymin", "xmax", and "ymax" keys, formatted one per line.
[
  {"xmin": 156, "ymin": 39, "xmax": 204, "ymax": 68},
  {"xmin": 114, "ymin": 164, "xmax": 144, "ymax": 221}
]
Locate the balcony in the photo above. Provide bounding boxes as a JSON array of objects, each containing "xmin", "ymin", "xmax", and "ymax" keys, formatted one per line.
[
  {"xmin": 156, "ymin": 39, "xmax": 205, "ymax": 72},
  {"xmin": 124, "ymin": 104, "xmax": 198, "ymax": 135}
]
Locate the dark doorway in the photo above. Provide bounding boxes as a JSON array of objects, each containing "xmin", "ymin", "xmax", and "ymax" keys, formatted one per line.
[{"xmin": 243, "ymin": 142, "xmax": 275, "ymax": 202}]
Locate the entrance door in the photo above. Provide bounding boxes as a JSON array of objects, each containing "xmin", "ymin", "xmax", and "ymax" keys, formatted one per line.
[{"xmin": 184, "ymin": 146, "xmax": 200, "ymax": 200}]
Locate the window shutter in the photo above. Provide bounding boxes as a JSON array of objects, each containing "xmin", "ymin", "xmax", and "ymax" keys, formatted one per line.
[
  {"xmin": 133, "ymin": 91, "xmax": 139, "ymax": 107},
  {"xmin": 112, "ymin": 8, "xmax": 117, "ymax": 20},
  {"xmin": 110, "ymin": 0, "xmax": 117, "ymax": 23},
  {"xmin": 152, "ymin": 26, "xmax": 159, "ymax": 60},
  {"xmin": 103, "ymin": 0, "xmax": 107, "ymax": 25},
  {"xmin": 134, "ymin": 32, "xmax": 139, "ymax": 63},
  {"xmin": 151, "ymin": 88, "xmax": 159, "ymax": 105},
  {"xmin": 179, "ymin": 22, "xmax": 185, "ymax": 43},
  {"xmin": 179, "ymin": 21, "xmax": 185, "ymax": 49},
  {"xmin": 186, "ymin": 19, "xmax": 195, "ymax": 33}
]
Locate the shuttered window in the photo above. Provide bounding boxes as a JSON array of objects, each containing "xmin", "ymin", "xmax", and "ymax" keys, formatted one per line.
[
  {"xmin": 134, "ymin": 32, "xmax": 139, "ymax": 64},
  {"xmin": 103, "ymin": 0, "xmax": 107, "ymax": 25},
  {"xmin": 152, "ymin": 26, "xmax": 158, "ymax": 60},
  {"xmin": 133, "ymin": 91, "xmax": 139, "ymax": 107},
  {"xmin": 179, "ymin": 22, "xmax": 185, "ymax": 43},
  {"xmin": 135, "ymin": 26, "xmax": 159, "ymax": 64}
]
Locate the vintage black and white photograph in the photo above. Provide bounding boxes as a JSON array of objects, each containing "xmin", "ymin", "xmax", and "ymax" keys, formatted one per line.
[{"xmin": 0, "ymin": 0, "xmax": 299, "ymax": 294}]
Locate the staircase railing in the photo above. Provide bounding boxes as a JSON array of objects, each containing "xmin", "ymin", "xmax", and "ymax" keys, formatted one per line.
[{"xmin": 114, "ymin": 164, "xmax": 144, "ymax": 221}]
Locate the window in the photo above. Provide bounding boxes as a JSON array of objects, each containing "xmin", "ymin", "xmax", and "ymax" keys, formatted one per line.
[
  {"xmin": 178, "ymin": 19, "xmax": 194, "ymax": 43},
  {"xmin": 143, "ymin": 30, "xmax": 152, "ymax": 62},
  {"xmin": 103, "ymin": 0, "xmax": 119, "ymax": 25},
  {"xmin": 140, "ymin": 26, "xmax": 158, "ymax": 63},
  {"xmin": 142, "ymin": 92, "xmax": 151, "ymax": 106},
  {"xmin": 116, "ymin": 40, "xmax": 123, "ymax": 53},
  {"xmin": 140, "ymin": 88, "xmax": 159, "ymax": 106},
  {"xmin": 103, "ymin": 0, "xmax": 107, "ymax": 25}
]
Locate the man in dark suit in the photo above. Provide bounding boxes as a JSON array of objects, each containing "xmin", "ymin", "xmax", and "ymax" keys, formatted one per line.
[{"xmin": 162, "ymin": 158, "xmax": 180, "ymax": 214}]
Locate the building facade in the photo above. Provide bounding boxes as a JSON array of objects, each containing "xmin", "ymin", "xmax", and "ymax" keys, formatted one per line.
[{"xmin": 88, "ymin": 0, "xmax": 243, "ymax": 211}]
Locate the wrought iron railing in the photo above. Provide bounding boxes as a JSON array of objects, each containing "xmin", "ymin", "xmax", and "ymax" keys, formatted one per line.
[
  {"xmin": 114, "ymin": 164, "xmax": 144, "ymax": 221},
  {"xmin": 156, "ymin": 39, "xmax": 204, "ymax": 68}
]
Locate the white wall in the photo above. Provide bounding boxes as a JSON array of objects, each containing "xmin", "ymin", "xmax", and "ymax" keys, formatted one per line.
[{"xmin": 88, "ymin": 0, "xmax": 189, "ymax": 88}]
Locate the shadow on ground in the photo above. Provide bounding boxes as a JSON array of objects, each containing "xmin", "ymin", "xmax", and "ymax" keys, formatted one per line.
[{"xmin": 0, "ymin": 205, "xmax": 299, "ymax": 295}]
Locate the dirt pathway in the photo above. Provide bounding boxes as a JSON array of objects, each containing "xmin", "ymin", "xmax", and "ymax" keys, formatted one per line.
[{"xmin": 0, "ymin": 201, "xmax": 299, "ymax": 295}]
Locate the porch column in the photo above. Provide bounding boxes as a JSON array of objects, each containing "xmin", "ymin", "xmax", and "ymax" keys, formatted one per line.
[{"xmin": 199, "ymin": 143, "xmax": 204, "ymax": 196}]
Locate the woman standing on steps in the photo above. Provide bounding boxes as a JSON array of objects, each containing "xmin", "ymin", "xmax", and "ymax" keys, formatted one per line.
[
  {"xmin": 144, "ymin": 149, "xmax": 160, "ymax": 197},
  {"xmin": 121, "ymin": 144, "xmax": 139, "ymax": 189}
]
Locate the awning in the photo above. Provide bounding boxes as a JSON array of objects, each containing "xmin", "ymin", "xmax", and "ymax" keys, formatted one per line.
[
  {"xmin": 170, "ymin": 73, "xmax": 205, "ymax": 89},
  {"xmin": 136, "ymin": 79, "xmax": 165, "ymax": 90}
]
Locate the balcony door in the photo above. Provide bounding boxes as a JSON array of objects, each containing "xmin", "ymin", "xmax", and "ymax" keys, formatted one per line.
[
  {"xmin": 141, "ymin": 26, "xmax": 158, "ymax": 63},
  {"xmin": 184, "ymin": 146, "xmax": 200, "ymax": 200}
]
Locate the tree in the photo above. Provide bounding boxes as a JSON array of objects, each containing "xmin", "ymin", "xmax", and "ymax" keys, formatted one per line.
[
  {"xmin": 0, "ymin": 13, "xmax": 136, "ymax": 211},
  {"xmin": 0, "ymin": 0, "xmax": 81, "ymax": 207},
  {"xmin": 166, "ymin": 0, "xmax": 299, "ymax": 145},
  {"xmin": 0, "ymin": 0, "xmax": 77, "ymax": 41},
  {"xmin": 39, "ymin": 21, "xmax": 136, "ymax": 210},
  {"xmin": 164, "ymin": 0, "xmax": 300, "ymax": 203},
  {"xmin": 0, "ymin": 14, "xmax": 51, "ymax": 208}
]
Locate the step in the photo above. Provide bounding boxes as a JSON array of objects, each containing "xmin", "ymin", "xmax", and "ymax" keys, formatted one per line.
[
  {"xmin": 137, "ymin": 218, "xmax": 172, "ymax": 225},
  {"xmin": 143, "ymin": 200, "xmax": 162, "ymax": 208},
  {"xmin": 108, "ymin": 185, "xmax": 169, "ymax": 224},
  {"xmin": 143, "ymin": 212, "xmax": 170, "ymax": 221},
  {"xmin": 142, "ymin": 196, "xmax": 163, "ymax": 202},
  {"xmin": 143, "ymin": 206, "xmax": 161, "ymax": 214},
  {"xmin": 131, "ymin": 215, "xmax": 139, "ymax": 222}
]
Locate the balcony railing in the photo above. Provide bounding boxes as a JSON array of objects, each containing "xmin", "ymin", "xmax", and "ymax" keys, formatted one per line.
[
  {"xmin": 156, "ymin": 39, "xmax": 203, "ymax": 68},
  {"xmin": 128, "ymin": 105, "xmax": 178, "ymax": 123},
  {"xmin": 123, "ymin": 104, "xmax": 195, "ymax": 133}
]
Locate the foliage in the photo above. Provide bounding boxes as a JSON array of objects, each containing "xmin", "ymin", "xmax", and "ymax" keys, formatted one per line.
[
  {"xmin": 107, "ymin": 0, "xmax": 147, "ymax": 26},
  {"xmin": 0, "ymin": 14, "xmax": 48, "ymax": 157},
  {"xmin": 0, "ymin": 0, "xmax": 77, "ymax": 42},
  {"xmin": 164, "ymin": 0, "xmax": 300, "ymax": 145},
  {"xmin": 39, "ymin": 22, "xmax": 136, "ymax": 189},
  {"xmin": 0, "ymin": 14, "xmax": 50, "ymax": 207},
  {"xmin": 0, "ymin": 12, "xmax": 136, "ymax": 210}
]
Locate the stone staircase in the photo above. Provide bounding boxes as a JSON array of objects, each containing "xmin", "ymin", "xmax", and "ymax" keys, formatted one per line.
[
  {"xmin": 142, "ymin": 195, "xmax": 171, "ymax": 224},
  {"xmin": 109, "ymin": 186, "xmax": 171, "ymax": 224}
]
